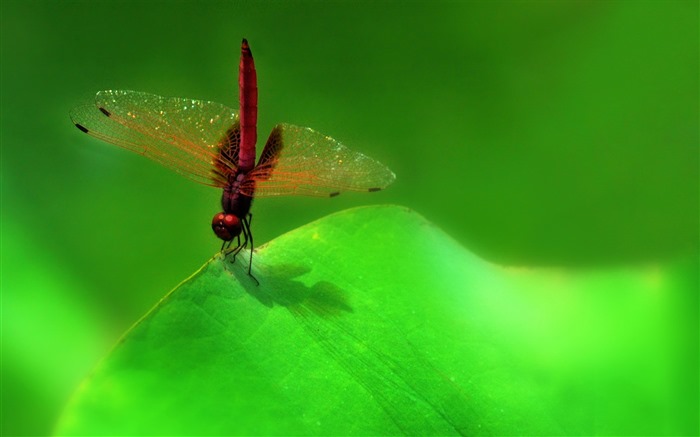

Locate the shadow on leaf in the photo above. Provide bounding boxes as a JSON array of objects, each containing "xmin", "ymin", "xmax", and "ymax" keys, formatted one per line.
[{"xmin": 222, "ymin": 253, "xmax": 354, "ymax": 319}]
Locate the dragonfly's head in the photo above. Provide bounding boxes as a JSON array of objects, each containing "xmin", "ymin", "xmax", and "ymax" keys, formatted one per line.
[{"xmin": 211, "ymin": 212, "xmax": 241, "ymax": 241}]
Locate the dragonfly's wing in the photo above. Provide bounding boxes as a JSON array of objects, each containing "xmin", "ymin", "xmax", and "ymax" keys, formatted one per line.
[
  {"xmin": 240, "ymin": 123, "xmax": 396, "ymax": 197},
  {"xmin": 70, "ymin": 90, "xmax": 240, "ymax": 187}
]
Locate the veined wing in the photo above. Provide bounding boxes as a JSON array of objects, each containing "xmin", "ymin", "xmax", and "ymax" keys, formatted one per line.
[
  {"xmin": 70, "ymin": 90, "xmax": 240, "ymax": 187},
  {"xmin": 241, "ymin": 123, "xmax": 396, "ymax": 197}
]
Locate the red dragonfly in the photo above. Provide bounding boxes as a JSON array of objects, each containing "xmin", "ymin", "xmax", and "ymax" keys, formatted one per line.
[{"xmin": 71, "ymin": 39, "xmax": 395, "ymax": 282}]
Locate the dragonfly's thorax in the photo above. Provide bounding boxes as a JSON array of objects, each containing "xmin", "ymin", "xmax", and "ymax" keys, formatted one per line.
[{"xmin": 222, "ymin": 171, "xmax": 254, "ymax": 218}]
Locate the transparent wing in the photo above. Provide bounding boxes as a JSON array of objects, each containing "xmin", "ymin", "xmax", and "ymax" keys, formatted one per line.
[
  {"xmin": 70, "ymin": 90, "xmax": 240, "ymax": 187},
  {"xmin": 240, "ymin": 123, "xmax": 396, "ymax": 197}
]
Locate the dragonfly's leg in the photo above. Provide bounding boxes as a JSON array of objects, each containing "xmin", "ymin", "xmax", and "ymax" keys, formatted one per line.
[
  {"xmin": 230, "ymin": 234, "xmax": 243, "ymax": 262},
  {"xmin": 245, "ymin": 214, "xmax": 254, "ymax": 274},
  {"xmin": 222, "ymin": 239, "xmax": 234, "ymax": 258},
  {"xmin": 222, "ymin": 240, "xmax": 236, "ymax": 262},
  {"xmin": 234, "ymin": 221, "xmax": 247, "ymax": 255},
  {"xmin": 243, "ymin": 214, "xmax": 259, "ymax": 285}
]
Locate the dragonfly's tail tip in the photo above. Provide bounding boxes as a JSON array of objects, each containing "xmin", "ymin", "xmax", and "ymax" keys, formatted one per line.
[{"xmin": 242, "ymin": 38, "xmax": 249, "ymax": 47}]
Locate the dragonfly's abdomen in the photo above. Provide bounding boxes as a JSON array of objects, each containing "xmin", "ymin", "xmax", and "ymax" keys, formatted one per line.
[{"xmin": 238, "ymin": 39, "xmax": 257, "ymax": 173}]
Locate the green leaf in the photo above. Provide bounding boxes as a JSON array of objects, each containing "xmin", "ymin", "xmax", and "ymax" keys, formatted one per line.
[{"xmin": 55, "ymin": 205, "xmax": 697, "ymax": 435}]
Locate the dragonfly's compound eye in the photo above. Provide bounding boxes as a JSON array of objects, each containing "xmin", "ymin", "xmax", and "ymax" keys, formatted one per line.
[{"xmin": 211, "ymin": 212, "xmax": 241, "ymax": 241}]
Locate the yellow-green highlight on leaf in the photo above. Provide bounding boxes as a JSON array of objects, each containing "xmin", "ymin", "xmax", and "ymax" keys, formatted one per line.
[{"xmin": 55, "ymin": 205, "xmax": 698, "ymax": 436}]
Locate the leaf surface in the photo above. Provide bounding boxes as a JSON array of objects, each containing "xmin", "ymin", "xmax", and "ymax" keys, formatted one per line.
[{"xmin": 55, "ymin": 205, "xmax": 697, "ymax": 435}]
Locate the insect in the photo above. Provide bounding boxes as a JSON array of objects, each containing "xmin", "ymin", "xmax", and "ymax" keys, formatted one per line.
[{"xmin": 71, "ymin": 39, "xmax": 396, "ymax": 283}]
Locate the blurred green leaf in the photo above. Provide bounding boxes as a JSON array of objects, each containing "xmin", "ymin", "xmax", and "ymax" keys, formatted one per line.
[{"xmin": 55, "ymin": 206, "xmax": 697, "ymax": 435}]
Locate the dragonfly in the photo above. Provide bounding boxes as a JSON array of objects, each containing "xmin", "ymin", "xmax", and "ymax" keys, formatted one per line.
[{"xmin": 70, "ymin": 39, "xmax": 396, "ymax": 283}]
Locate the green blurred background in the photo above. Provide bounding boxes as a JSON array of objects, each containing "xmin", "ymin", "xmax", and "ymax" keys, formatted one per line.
[{"xmin": 1, "ymin": 1, "xmax": 697, "ymax": 435}]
